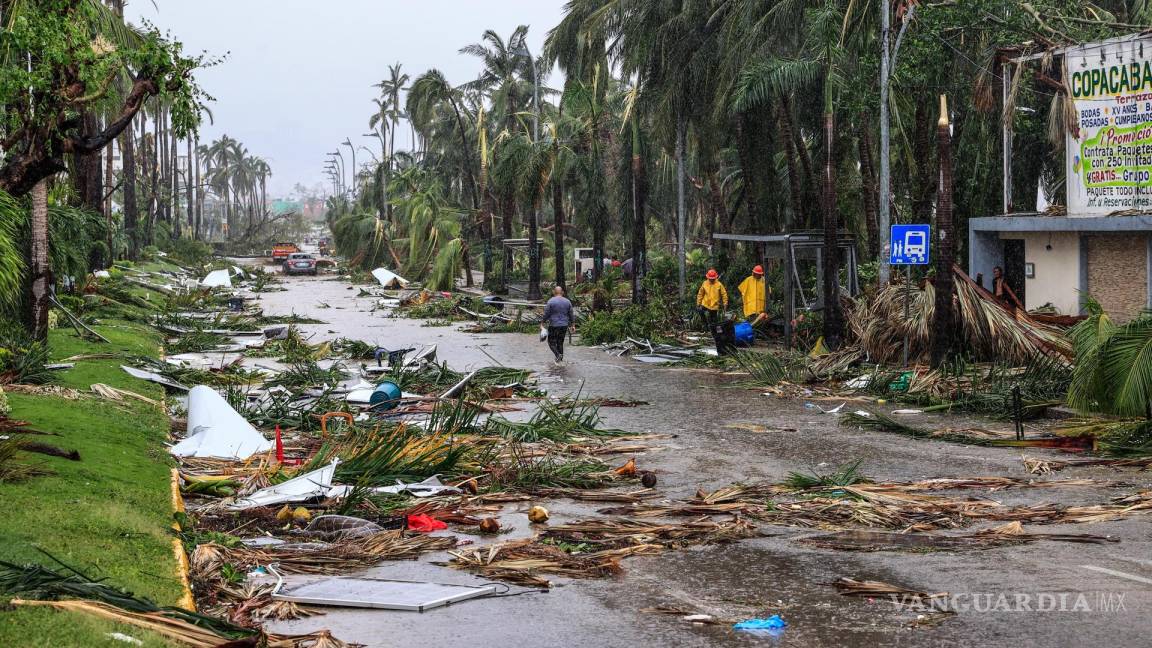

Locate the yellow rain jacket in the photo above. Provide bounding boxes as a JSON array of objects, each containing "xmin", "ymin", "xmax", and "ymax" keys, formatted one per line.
[
  {"xmin": 696, "ymin": 279, "xmax": 729, "ymax": 311},
  {"xmin": 738, "ymin": 275, "xmax": 768, "ymax": 318}
]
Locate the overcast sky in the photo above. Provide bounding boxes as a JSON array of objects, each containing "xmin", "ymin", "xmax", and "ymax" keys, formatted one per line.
[{"xmin": 132, "ymin": 1, "xmax": 566, "ymax": 198}]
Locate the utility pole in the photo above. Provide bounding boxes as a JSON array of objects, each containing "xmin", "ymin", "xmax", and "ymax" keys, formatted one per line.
[{"xmin": 878, "ymin": 0, "xmax": 892, "ymax": 286}]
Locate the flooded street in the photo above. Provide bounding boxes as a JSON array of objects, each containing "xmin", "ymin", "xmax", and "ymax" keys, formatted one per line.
[{"xmin": 250, "ymin": 265, "xmax": 1152, "ymax": 648}]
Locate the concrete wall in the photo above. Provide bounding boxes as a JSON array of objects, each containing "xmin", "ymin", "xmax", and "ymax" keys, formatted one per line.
[
  {"xmin": 997, "ymin": 232, "xmax": 1082, "ymax": 314},
  {"xmin": 1084, "ymin": 234, "xmax": 1150, "ymax": 322}
]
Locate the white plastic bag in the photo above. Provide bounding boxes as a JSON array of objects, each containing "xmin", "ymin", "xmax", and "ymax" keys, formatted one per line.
[{"xmin": 539, "ymin": 325, "xmax": 548, "ymax": 342}]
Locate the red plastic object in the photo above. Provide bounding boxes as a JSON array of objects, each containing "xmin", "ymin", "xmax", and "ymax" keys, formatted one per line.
[
  {"xmin": 274, "ymin": 425, "xmax": 284, "ymax": 463},
  {"xmin": 407, "ymin": 514, "xmax": 447, "ymax": 533}
]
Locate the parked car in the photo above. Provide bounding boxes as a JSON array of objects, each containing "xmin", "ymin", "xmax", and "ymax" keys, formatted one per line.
[
  {"xmin": 283, "ymin": 252, "xmax": 318, "ymax": 276},
  {"xmin": 271, "ymin": 242, "xmax": 300, "ymax": 262}
]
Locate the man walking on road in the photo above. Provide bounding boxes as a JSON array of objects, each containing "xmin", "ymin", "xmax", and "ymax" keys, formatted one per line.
[
  {"xmin": 696, "ymin": 269, "xmax": 728, "ymax": 328},
  {"xmin": 542, "ymin": 285, "xmax": 574, "ymax": 364}
]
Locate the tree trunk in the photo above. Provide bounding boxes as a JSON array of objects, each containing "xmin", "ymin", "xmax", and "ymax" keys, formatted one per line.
[
  {"xmin": 121, "ymin": 123, "xmax": 139, "ymax": 259},
  {"xmin": 527, "ymin": 195, "xmax": 541, "ymax": 300},
  {"xmin": 858, "ymin": 124, "xmax": 881, "ymax": 259},
  {"xmin": 930, "ymin": 96, "xmax": 958, "ymax": 367},
  {"xmin": 194, "ymin": 138, "xmax": 203, "ymax": 240},
  {"xmin": 630, "ymin": 121, "xmax": 648, "ymax": 305},
  {"xmin": 784, "ymin": 98, "xmax": 817, "ymax": 228},
  {"xmin": 911, "ymin": 102, "xmax": 936, "ymax": 223},
  {"xmin": 821, "ymin": 111, "xmax": 843, "ymax": 348},
  {"xmin": 186, "ymin": 138, "xmax": 195, "ymax": 237},
  {"xmin": 104, "ymin": 134, "xmax": 115, "ymax": 262},
  {"xmin": 75, "ymin": 112, "xmax": 104, "ymax": 213},
  {"xmin": 552, "ymin": 179, "xmax": 566, "ymax": 292},
  {"xmin": 778, "ymin": 97, "xmax": 806, "ymax": 229},
  {"xmin": 28, "ymin": 180, "xmax": 51, "ymax": 340},
  {"xmin": 482, "ymin": 189, "xmax": 497, "ymax": 290}
]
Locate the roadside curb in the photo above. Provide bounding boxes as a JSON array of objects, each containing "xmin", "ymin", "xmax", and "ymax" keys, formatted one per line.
[{"xmin": 170, "ymin": 467, "xmax": 196, "ymax": 612}]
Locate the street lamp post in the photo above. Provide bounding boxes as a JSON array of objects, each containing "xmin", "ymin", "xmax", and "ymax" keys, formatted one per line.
[
  {"xmin": 327, "ymin": 151, "xmax": 345, "ymax": 197},
  {"xmin": 342, "ymin": 138, "xmax": 357, "ymax": 197}
]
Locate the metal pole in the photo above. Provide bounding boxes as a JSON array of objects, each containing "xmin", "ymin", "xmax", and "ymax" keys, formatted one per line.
[
  {"xmin": 901, "ymin": 272, "xmax": 910, "ymax": 365},
  {"xmin": 878, "ymin": 0, "xmax": 892, "ymax": 285},
  {"xmin": 676, "ymin": 117, "xmax": 687, "ymax": 301},
  {"xmin": 784, "ymin": 236, "xmax": 794, "ymax": 351}
]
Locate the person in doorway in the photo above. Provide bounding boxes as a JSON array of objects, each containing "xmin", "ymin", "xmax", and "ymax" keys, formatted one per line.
[
  {"xmin": 992, "ymin": 266, "xmax": 1023, "ymax": 311},
  {"xmin": 542, "ymin": 285, "xmax": 574, "ymax": 363},
  {"xmin": 696, "ymin": 269, "xmax": 729, "ymax": 328},
  {"xmin": 738, "ymin": 265, "xmax": 769, "ymax": 324}
]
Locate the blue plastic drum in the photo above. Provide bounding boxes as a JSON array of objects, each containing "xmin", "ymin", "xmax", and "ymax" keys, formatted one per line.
[
  {"xmin": 734, "ymin": 321, "xmax": 755, "ymax": 347},
  {"xmin": 369, "ymin": 381, "xmax": 402, "ymax": 409}
]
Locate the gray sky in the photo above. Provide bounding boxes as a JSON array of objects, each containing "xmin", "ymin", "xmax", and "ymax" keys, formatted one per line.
[{"xmin": 133, "ymin": 1, "xmax": 566, "ymax": 198}]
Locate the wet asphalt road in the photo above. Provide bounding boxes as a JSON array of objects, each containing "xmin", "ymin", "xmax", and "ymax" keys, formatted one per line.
[{"xmin": 246, "ymin": 265, "xmax": 1152, "ymax": 648}]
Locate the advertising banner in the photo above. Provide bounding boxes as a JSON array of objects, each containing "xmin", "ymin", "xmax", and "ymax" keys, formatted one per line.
[{"xmin": 1066, "ymin": 37, "xmax": 1152, "ymax": 215}]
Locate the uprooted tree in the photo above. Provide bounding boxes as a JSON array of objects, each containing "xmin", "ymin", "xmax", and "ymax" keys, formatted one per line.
[{"xmin": 0, "ymin": 0, "xmax": 209, "ymax": 339}]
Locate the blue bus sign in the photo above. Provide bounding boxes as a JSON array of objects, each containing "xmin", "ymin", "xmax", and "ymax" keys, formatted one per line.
[{"xmin": 890, "ymin": 224, "xmax": 931, "ymax": 265}]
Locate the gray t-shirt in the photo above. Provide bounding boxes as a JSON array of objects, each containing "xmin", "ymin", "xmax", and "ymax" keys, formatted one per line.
[{"xmin": 542, "ymin": 296, "xmax": 574, "ymax": 328}]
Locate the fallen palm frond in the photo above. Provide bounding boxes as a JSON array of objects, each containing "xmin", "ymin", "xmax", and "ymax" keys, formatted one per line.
[
  {"xmin": 760, "ymin": 489, "xmax": 1000, "ymax": 531},
  {"xmin": 487, "ymin": 397, "xmax": 628, "ymax": 443},
  {"xmin": 485, "ymin": 449, "xmax": 618, "ymax": 490},
  {"xmin": 728, "ymin": 350, "xmax": 791, "ymax": 385},
  {"xmin": 0, "ymin": 436, "xmax": 49, "ymax": 482},
  {"xmin": 1023, "ymin": 455, "xmax": 1152, "ymax": 474},
  {"xmin": 306, "ymin": 421, "xmax": 472, "ymax": 486},
  {"xmin": 800, "ymin": 527, "xmax": 1116, "ymax": 552},
  {"xmin": 596, "ymin": 502, "xmax": 761, "ymax": 517},
  {"xmin": 447, "ymin": 538, "xmax": 640, "ymax": 587},
  {"xmin": 783, "ymin": 460, "xmax": 869, "ymax": 490},
  {"xmin": 973, "ymin": 491, "xmax": 1152, "ymax": 526},
  {"xmin": 541, "ymin": 517, "xmax": 760, "ymax": 549},
  {"xmin": 971, "ymin": 521, "xmax": 1119, "ymax": 544},
  {"xmin": 859, "ymin": 477, "xmax": 1127, "ymax": 492},
  {"xmin": 691, "ymin": 483, "xmax": 781, "ymax": 504},
  {"xmin": 91, "ymin": 383, "xmax": 162, "ymax": 406},
  {"xmin": 528, "ymin": 487, "xmax": 660, "ymax": 503},
  {"xmin": 1053, "ymin": 418, "xmax": 1152, "ymax": 455},
  {"xmin": 0, "ymin": 560, "xmax": 251, "ymax": 639},
  {"xmin": 213, "ymin": 581, "xmax": 323, "ymax": 625},
  {"xmin": 11, "ymin": 600, "xmax": 353, "ymax": 647},
  {"xmin": 853, "ymin": 268, "xmax": 1072, "ymax": 366},
  {"xmin": 858, "ymin": 359, "xmax": 1071, "ymax": 421},
  {"xmin": 832, "ymin": 577, "xmax": 948, "ymax": 603},
  {"xmin": 841, "ymin": 410, "xmax": 1002, "ymax": 445},
  {"xmin": 194, "ymin": 531, "xmax": 455, "ymax": 575}
]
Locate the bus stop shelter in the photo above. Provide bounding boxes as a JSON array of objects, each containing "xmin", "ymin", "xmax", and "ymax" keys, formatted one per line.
[
  {"xmin": 712, "ymin": 231, "xmax": 861, "ymax": 348},
  {"xmin": 498, "ymin": 238, "xmax": 544, "ymax": 296}
]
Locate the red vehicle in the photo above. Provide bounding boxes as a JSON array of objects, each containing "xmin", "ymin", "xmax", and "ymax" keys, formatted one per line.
[
  {"xmin": 271, "ymin": 242, "xmax": 300, "ymax": 262},
  {"xmin": 283, "ymin": 253, "xmax": 318, "ymax": 276}
]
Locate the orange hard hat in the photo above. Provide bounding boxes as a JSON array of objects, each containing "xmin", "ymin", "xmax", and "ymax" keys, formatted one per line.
[
  {"xmin": 706, "ymin": 269, "xmax": 719, "ymax": 280},
  {"xmin": 753, "ymin": 265, "xmax": 764, "ymax": 276}
]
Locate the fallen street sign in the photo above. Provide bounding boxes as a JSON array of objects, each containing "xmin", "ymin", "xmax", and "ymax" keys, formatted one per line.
[{"xmin": 890, "ymin": 224, "xmax": 931, "ymax": 265}]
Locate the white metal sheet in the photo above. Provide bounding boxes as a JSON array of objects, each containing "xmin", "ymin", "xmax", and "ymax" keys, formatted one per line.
[{"xmin": 274, "ymin": 577, "xmax": 497, "ymax": 611}]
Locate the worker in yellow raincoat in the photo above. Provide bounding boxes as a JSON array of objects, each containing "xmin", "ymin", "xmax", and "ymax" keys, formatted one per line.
[
  {"xmin": 696, "ymin": 268, "xmax": 728, "ymax": 328},
  {"xmin": 737, "ymin": 265, "xmax": 769, "ymax": 324}
]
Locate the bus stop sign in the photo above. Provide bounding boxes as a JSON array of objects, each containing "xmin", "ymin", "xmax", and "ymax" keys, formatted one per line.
[{"xmin": 890, "ymin": 224, "xmax": 931, "ymax": 265}]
